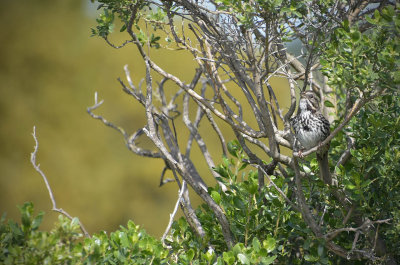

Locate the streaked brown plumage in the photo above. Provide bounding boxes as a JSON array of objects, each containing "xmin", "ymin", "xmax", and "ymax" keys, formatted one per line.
[{"xmin": 291, "ymin": 91, "xmax": 331, "ymax": 184}]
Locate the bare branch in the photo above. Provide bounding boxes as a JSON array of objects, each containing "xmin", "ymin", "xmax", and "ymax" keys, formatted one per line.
[
  {"xmin": 292, "ymin": 156, "xmax": 322, "ymax": 237},
  {"xmin": 87, "ymin": 92, "xmax": 128, "ymax": 139},
  {"xmin": 139, "ymin": 59, "xmax": 234, "ymax": 247},
  {"xmin": 104, "ymin": 37, "xmax": 134, "ymax": 49},
  {"xmin": 325, "ymin": 218, "xmax": 392, "ymax": 242},
  {"xmin": 241, "ymin": 133, "xmax": 292, "ymax": 166},
  {"xmin": 335, "ymin": 130, "xmax": 355, "ymax": 169},
  {"xmin": 162, "ymin": 180, "xmax": 186, "ymax": 245},
  {"xmin": 30, "ymin": 126, "xmax": 90, "ymax": 238}
]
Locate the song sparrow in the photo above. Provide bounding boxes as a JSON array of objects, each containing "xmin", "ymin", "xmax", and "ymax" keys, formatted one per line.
[{"xmin": 291, "ymin": 90, "xmax": 331, "ymax": 184}]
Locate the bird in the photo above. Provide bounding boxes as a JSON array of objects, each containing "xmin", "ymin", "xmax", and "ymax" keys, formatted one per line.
[{"xmin": 291, "ymin": 90, "xmax": 331, "ymax": 185}]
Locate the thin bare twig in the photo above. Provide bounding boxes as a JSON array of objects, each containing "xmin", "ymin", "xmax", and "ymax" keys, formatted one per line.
[
  {"xmin": 325, "ymin": 218, "xmax": 392, "ymax": 242},
  {"xmin": 256, "ymin": 164, "xmax": 300, "ymax": 212},
  {"xmin": 162, "ymin": 180, "xmax": 186, "ymax": 245},
  {"xmin": 87, "ymin": 92, "xmax": 128, "ymax": 139},
  {"xmin": 30, "ymin": 126, "xmax": 90, "ymax": 238}
]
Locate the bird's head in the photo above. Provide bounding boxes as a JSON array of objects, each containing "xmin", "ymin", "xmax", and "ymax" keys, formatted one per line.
[{"xmin": 299, "ymin": 90, "xmax": 320, "ymax": 112}]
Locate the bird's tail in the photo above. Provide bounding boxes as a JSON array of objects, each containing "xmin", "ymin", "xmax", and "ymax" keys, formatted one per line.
[{"xmin": 317, "ymin": 151, "xmax": 331, "ymax": 185}]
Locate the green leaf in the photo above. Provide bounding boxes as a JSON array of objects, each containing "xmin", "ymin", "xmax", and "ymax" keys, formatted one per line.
[
  {"xmin": 324, "ymin": 100, "xmax": 335, "ymax": 108},
  {"xmin": 19, "ymin": 202, "xmax": 34, "ymax": 232},
  {"xmin": 365, "ymin": 15, "xmax": 377, "ymax": 25},
  {"xmin": 374, "ymin": 9, "xmax": 381, "ymax": 20},
  {"xmin": 351, "ymin": 31, "xmax": 361, "ymax": 42},
  {"xmin": 247, "ymin": 182, "xmax": 258, "ymax": 195},
  {"xmin": 8, "ymin": 221, "xmax": 23, "ymax": 237},
  {"xmin": 303, "ymin": 238, "xmax": 312, "ymax": 250},
  {"xmin": 233, "ymin": 197, "xmax": 245, "ymax": 210},
  {"xmin": 71, "ymin": 217, "xmax": 80, "ymax": 227},
  {"xmin": 304, "ymin": 254, "xmax": 319, "ymax": 261},
  {"xmin": 237, "ymin": 253, "xmax": 250, "ymax": 265},
  {"xmin": 227, "ymin": 141, "xmax": 239, "ymax": 158},
  {"xmin": 302, "ymin": 165, "xmax": 311, "ymax": 174},
  {"xmin": 211, "ymin": 190, "xmax": 221, "ymax": 204},
  {"xmin": 310, "ymin": 158, "xmax": 318, "ymax": 168},
  {"xmin": 318, "ymin": 244, "xmax": 324, "ymax": 256},
  {"xmin": 252, "ymin": 237, "xmax": 261, "ymax": 252},
  {"xmin": 343, "ymin": 19, "xmax": 350, "ymax": 31},
  {"xmin": 120, "ymin": 24, "xmax": 127, "ymax": 32},
  {"xmin": 263, "ymin": 236, "xmax": 276, "ymax": 253},
  {"xmin": 381, "ymin": 8, "xmax": 393, "ymax": 22},
  {"xmin": 31, "ymin": 211, "xmax": 44, "ymax": 231},
  {"xmin": 213, "ymin": 165, "xmax": 229, "ymax": 179},
  {"xmin": 187, "ymin": 249, "xmax": 195, "ymax": 261},
  {"xmin": 222, "ymin": 156, "xmax": 231, "ymax": 167},
  {"xmin": 346, "ymin": 182, "xmax": 356, "ymax": 190},
  {"xmin": 239, "ymin": 162, "xmax": 248, "ymax": 171},
  {"xmin": 223, "ymin": 251, "xmax": 235, "ymax": 265},
  {"xmin": 232, "ymin": 243, "xmax": 243, "ymax": 255},
  {"xmin": 119, "ymin": 231, "xmax": 129, "ymax": 247},
  {"xmin": 261, "ymin": 255, "xmax": 277, "ymax": 265}
]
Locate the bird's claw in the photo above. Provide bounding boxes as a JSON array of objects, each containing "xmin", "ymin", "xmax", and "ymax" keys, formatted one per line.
[{"xmin": 298, "ymin": 149, "xmax": 304, "ymax": 158}]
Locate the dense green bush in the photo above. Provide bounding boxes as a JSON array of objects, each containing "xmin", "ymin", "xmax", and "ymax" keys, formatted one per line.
[
  {"xmin": 0, "ymin": 148, "xmax": 332, "ymax": 264},
  {"xmin": 2, "ymin": 168, "xmax": 284, "ymax": 265},
  {"xmin": 2, "ymin": 125, "xmax": 399, "ymax": 264}
]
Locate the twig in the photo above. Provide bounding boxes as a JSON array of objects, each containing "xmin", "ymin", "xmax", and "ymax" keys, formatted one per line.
[
  {"xmin": 241, "ymin": 133, "xmax": 292, "ymax": 166},
  {"xmin": 324, "ymin": 218, "xmax": 392, "ymax": 242},
  {"xmin": 162, "ymin": 180, "xmax": 186, "ymax": 245},
  {"xmin": 183, "ymin": 91, "xmax": 227, "ymax": 191},
  {"xmin": 343, "ymin": 205, "xmax": 355, "ymax": 225},
  {"xmin": 335, "ymin": 130, "xmax": 355, "ymax": 168},
  {"xmin": 292, "ymin": 156, "xmax": 322, "ymax": 236},
  {"xmin": 352, "ymin": 231, "xmax": 361, "ymax": 251},
  {"xmin": 256, "ymin": 164, "xmax": 300, "ymax": 212},
  {"xmin": 30, "ymin": 126, "xmax": 90, "ymax": 238},
  {"xmin": 87, "ymin": 92, "xmax": 128, "ymax": 139},
  {"xmin": 104, "ymin": 37, "xmax": 134, "ymax": 49}
]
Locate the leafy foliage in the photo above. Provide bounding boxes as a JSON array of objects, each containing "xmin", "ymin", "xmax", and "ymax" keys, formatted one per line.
[
  {"xmin": 90, "ymin": 0, "xmax": 164, "ymax": 48},
  {"xmin": 11, "ymin": 128, "xmax": 399, "ymax": 264},
  {"xmin": 0, "ymin": 202, "xmax": 82, "ymax": 265},
  {"xmin": 0, "ymin": 163, "xmax": 338, "ymax": 265},
  {"xmin": 321, "ymin": 5, "xmax": 400, "ymax": 97},
  {"xmin": 198, "ymin": 141, "xmax": 335, "ymax": 264},
  {"xmin": 2, "ymin": 202, "xmax": 278, "ymax": 264},
  {"xmin": 344, "ymin": 92, "xmax": 400, "ymax": 256}
]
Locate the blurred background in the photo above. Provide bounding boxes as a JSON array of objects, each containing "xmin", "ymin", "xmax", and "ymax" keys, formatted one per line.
[{"xmin": 0, "ymin": 0, "xmax": 290, "ymax": 237}]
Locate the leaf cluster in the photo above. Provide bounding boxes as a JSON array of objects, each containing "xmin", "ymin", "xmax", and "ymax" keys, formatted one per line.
[
  {"xmin": 91, "ymin": 0, "xmax": 165, "ymax": 49},
  {"xmin": 1, "ymin": 174, "xmax": 334, "ymax": 265},
  {"xmin": 321, "ymin": 5, "xmax": 400, "ymax": 97},
  {"xmin": 340, "ymin": 92, "xmax": 400, "ymax": 257}
]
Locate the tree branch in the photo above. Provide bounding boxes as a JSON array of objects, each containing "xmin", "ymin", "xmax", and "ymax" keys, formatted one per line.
[
  {"xmin": 162, "ymin": 180, "xmax": 186, "ymax": 245},
  {"xmin": 30, "ymin": 126, "xmax": 90, "ymax": 238}
]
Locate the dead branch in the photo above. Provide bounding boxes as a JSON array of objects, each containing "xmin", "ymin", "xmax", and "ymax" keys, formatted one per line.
[
  {"xmin": 30, "ymin": 126, "xmax": 90, "ymax": 238},
  {"xmin": 162, "ymin": 180, "xmax": 186, "ymax": 245}
]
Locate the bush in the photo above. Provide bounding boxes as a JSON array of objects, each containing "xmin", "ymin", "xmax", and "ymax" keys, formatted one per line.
[{"xmin": 3, "ymin": 131, "xmax": 399, "ymax": 264}]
